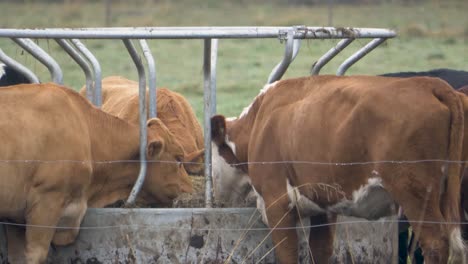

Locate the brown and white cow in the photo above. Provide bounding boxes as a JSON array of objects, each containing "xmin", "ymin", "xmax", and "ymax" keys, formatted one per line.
[
  {"xmin": 379, "ymin": 69, "xmax": 468, "ymax": 264},
  {"xmin": 211, "ymin": 75, "xmax": 466, "ymax": 263},
  {"xmin": 458, "ymin": 85, "xmax": 468, "ymax": 242},
  {"xmin": 0, "ymin": 83, "xmax": 192, "ymax": 264},
  {"xmin": 79, "ymin": 76, "xmax": 204, "ymax": 175}
]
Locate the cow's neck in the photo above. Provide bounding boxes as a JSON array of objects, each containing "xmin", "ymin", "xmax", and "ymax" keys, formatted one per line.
[
  {"xmin": 85, "ymin": 108, "xmax": 143, "ymax": 207},
  {"xmin": 229, "ymin": 81, "xmax": 287, "ymax": 166},
  {"xmin": 230, "ymin": 89, "xmax": 268, "ymax": 162}
]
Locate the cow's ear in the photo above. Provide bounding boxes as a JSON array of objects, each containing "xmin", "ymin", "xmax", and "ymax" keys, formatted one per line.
[
  {"xmin": 185, "ymin": 149, "xmax": 205, "ymax": 163},
  {"xmin": 147, "ymin": 118, "xmax": 165, "ymax": 130},
  {"xmin": 211, "ymin": 115, "xmax": 226, "ymax": 145},
  {"xmin": 147, "ymin": 139, "xmax": 164, "ymax": 158}
]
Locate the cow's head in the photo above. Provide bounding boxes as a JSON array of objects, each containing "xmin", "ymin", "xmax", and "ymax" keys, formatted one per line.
[
  {"xmin": 140, "ymin": 118, "xmax": 193, "ymax": 205},
  {"xmin": 211, "ymin": 115, "xmax": 255, "ymax": 207}
]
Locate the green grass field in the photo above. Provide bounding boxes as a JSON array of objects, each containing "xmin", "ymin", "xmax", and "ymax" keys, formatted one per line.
[{"xmin": 0, "ymin": 0, "xmax": 466, "ymax": 119}]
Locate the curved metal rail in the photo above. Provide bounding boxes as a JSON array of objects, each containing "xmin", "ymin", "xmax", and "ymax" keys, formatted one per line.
[
  {"xmin": 122, "ymin": 39, "xmax": 148, "ymax": 207},
  {"xmin": 139, "ymin": 39, "xmax": 157, "ymax": 119},
  {"xmin": 311, "ymin": 38, "xmax": 354, "ymax": 75},
  {"xmin": 337, "ymin": 38, "xmax": 387, "ymax": 76},
  {"xmin": 0, "ymin": 48, "xmax": 40, "ymax": 83},
  {"xmin": 267, "ymin": 29, "xmax": 300, "ymax": 84},
  {"xmin": 11, "ymin": 38, "xmax": 63, "ymax": 84},
  {"xmin": 55, "ymin": 39, "xmax": 94, "ymax": 101},
  {"xmin": 71, "ymin": 39, "xmax": 102, "ymax": 106}
]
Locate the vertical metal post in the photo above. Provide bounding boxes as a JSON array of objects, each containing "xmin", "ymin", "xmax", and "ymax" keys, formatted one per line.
[
  {"xmin": 71, "ymin": 39, "xmax": 102, "ymax": 107},
  {"xmin": 0, "ymin": 48, "xmax": 40, "ymax": 83},
  {"xmin": 139, "ymin": 39, "xmax": 157, "ymax": 119},
  {"xmin": 55, "ymin": 39, "xmax": 94, "ymax": 102},
  {"xmin": 123, "ymin": 39, "xmax": 148, "ymax": 207},
  {"xmin": 11, "ymin": 38, "xmax": 63, "ymax": 84},
  {"xmin": 210, "ymin": 39, "xmax": 218, "ymax": 115},
  {"xmin": 204, "ymin": 38, "xmax": 213, "ymax": 208}
]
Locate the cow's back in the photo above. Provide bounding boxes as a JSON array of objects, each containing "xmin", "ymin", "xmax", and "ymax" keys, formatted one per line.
[
  {"xmin": 380, "ymin": 68, "xmax": 468, "ymax": 89},
  {"xmin": 0, "ymin": 83, "xmax": 92, "ymax": 221}
]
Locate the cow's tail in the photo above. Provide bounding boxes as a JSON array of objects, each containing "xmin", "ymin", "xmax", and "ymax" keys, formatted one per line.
[{"xmin": 433, "ymin": 83, "xmax": 466, "ymax": 263}]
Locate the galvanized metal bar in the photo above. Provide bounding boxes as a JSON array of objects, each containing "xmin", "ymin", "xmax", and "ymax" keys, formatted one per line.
[
  {"xmin": 0, "ymin": 48, "xmax": 40, "ymax": 83},
  {"xmin": 70, "ymin": 39, "xmax": 102, "ymax": 107},
  {"xmin": 123, "ymin": 39, "xmax": 147, "ymax": 207},
  {"xmin": 311, "ymin": 38, "xmax": 354, "ymax": 75},
  {"xmin": 337, "ymin": 38, "xmax": 387, "ymax": 76},
  {"xmin": 139, "ymin": 39, "xmax": 157, "ymax": 119},
  {"xmin": 0, "ymin": 27, "xmax": 396, "ymax": 40},
  {"xmin": 55, "ymin": 39, "xmax": 94, "ymax": 101},
  {"xmin": 204, "ymin": 38, "xmax": 213, "ymax": 208},
  {"xmin": 267, "ymin": 29, "xmax": 296, "ymax": 84},
  {"xmin": 210, "ymin": 39, "xmax": 218, "ymax": 115},
  {"xmin": 11, "ymin": 38, "xmax": 63, "ymax": 84}
]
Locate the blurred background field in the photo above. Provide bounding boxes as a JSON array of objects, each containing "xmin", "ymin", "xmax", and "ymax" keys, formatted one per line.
[{"xmin": 0, "ymin": 0, "xmax": 466, "ymax": 119}]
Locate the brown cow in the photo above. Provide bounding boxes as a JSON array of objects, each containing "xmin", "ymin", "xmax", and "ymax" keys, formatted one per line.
[
  {"xmin": 0, "ymin": 83, "xmax": 192, "ymax": 264},
  {"xmin": 211, "ymin": 75, "xmax": 466, "ymax": 263},
  {"xmin": 79, "ymin": 76, "xmax": 204, "ymax": 175},
  {"xmin": 458, "ymin": 85, "xmax": 468, "ymax": 242}
]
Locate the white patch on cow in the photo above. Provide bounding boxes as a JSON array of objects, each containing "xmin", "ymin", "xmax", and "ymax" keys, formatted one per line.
[
  {"xmin": 225, "ymin": 135, "xmax": 236, "ymax": 154},
  {"xmin": 441, "ymin": 165, "xmax": 447, "ymax": 174},
  {"xmin": 352, "ymin": 177, "xmax": 383, "ymax": 203},
  {"xmin": 211, "ymin": 136, "xmax": 250, "ymax": 206},
  {"xmin": 239, "ymin": 81, "xmax": 278, "ymax": 118},
  {"xmin": 0, "ymin": 63, "xmax": 5, "ymax": 79},
  {"xmin": 226, "ymin": 116, "xmax": 238, "ymax": 122},
  {"xmin": 449, "ymin": 227, "xmax": 467, "ymax": 263},
  {"xmin": 287, "ymin": 179, "xmax": 325, "ymax": 216},
  {"xmin": 61, "ymin": 201, "xmax": 86, "ymax": 221},
  {"xmin": 252, "ymin": 186, "xmax": 268, "ymax": 225}
]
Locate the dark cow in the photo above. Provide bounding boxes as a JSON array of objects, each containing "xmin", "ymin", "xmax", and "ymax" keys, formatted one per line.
[
  {"xmin": 381, "ymin": 68, "xmax": 468, "ymax": 90},
  {"xmin": 0, "ymin": 63, "xmax": 31, "ymax": 86},
  {"xmin": 380, "ymin": 68, "xmax": 468, "ymax": 264},
  {"xmin": 211, "ymin": 75, "xmax": 466, "ymax": 263}
]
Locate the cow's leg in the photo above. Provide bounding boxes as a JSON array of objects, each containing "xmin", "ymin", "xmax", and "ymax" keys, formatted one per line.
[
  {"xmin": 413, "ymin": 226, "xmax": 448, "ymax": 264},
  {"xmin": 52, "ymin": 199, "xmax": 87, "ymax": 246},
  {"xmin": 462, "ymin": 190, "xmax": 468, "ymax": 241},
  {"xmin": 393, "ymin": 193, "xmax": 449, "ymax": 263},
  {"xmin": 412, "ymin": 242, "xmax": 424, "ymax": 264},
  {"xmin": 308, "ymin": 213, "xmax": 336, "ymax": 264},
  {"xmin": 398, "ymin": 213, "xmax": 410, "ymax": 264},
  {"xmin": 24, "ymin": 193, "xmax": 65, "ymax": 264},
  {"xmin": 398, "ymin": 227, "xmax": 409, "ymax": 264},
  {"xmin": 263, "ymin": 193, "xmax": 298, "ymax": 264},
  {"xmin": 6, "ymin": 225, "xmax": 27, "ymax": 263}
]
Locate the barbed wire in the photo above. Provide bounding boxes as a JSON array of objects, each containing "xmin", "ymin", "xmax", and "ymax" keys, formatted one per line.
[
  {"xmin": 0, "ymin": 159, "xmax": 466, "ymax": 165},
  {"xmin": 0, "ymin": 219, "xmax": 466, "ymax": 231}
]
